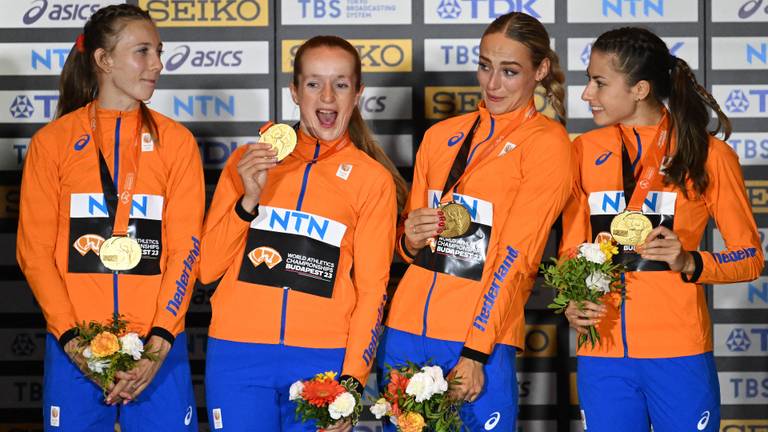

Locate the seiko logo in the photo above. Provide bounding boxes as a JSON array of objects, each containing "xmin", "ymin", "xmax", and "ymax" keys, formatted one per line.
[{"xmin": 141, "ymin": 0, "xmax": 267, "ymax": 27}]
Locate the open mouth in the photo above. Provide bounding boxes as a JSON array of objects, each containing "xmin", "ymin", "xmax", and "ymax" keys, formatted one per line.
[{"xmin": 316, "ymin": 109, "xmax": 338, "ymax": 128}]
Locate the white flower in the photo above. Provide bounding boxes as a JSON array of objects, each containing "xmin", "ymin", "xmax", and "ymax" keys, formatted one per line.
[
  {"xmin": 586, "ymin": 271, "xmax": 611, "ymax": 293},
  {"xmin": 420, "ymin": 365, "xmax": 448, "ymax": 394},
  {"xmin": 87, "ymin": 358, "xmax": 110, "ymax": 374},
  {"xmin": 406, "ymin": 371, "xmax": 438, "ymax": 403},
  {"xmin": 119, "ymin": 333, "xmax": 144, "ymax": 360},
  {"xmin": 389, "ymin": 415, "xmax": 398, "ymax": 426},
  {"xmin": 370, "ymin": 398, "xmax": 391, "ymax": 419},
  {"xmin": 579, "ymin": 243, "xmax": 606, "ymax": 264},
  {"xmin": 82, "ymin": 347, "xmax": 93, "ymax": 359},
  {"xmin": 328, "ymin": 392, "xmax": 356, "ymax": 420},
  {"xmin": 288, "ymin": 380, "xmax": 304, "ymax": 401}
]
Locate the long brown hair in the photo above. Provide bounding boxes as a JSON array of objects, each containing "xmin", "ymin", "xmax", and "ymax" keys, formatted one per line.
[
  {"xmin": 592, "ymin": 27, "xmax": 732, "ymax": 196},
  {"xmin": 292, "ymin": 35, "xmax": 408, "ymax": 213},
  {"xmin": 482, "ymin": 12, "xmax": 566, "ymax": 125},
  {"xmin": 57, "ymin": 4, "xmax": 159, "ymax": 141}
]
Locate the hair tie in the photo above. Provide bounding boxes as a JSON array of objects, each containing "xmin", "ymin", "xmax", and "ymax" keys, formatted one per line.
[
  {"xmin": 668, "ymin": 54, "xmax": 677, "ymax": 70},
  {"xmin": 75, "ymin": 34, "xmax": 85, "ymax": 53}
]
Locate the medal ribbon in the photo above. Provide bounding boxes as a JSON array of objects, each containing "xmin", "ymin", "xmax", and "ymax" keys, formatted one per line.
[
  {"xmin": 442, "ymin": 99, "xmax": 537, "ymax": 200},
  {"xmin": 291, "ymin": 128, "xmax": 350, "ymax": 164},
  {"xmin": 617, "ymin": 110, "xmax": 670, "ymax": 213},
  {"xmin": 89, "ymin": 102, "xmax": 143, "ymax": 237}
]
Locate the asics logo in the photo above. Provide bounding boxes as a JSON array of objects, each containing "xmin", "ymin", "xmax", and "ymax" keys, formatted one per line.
[
  {"xmin": 697, "ymin": 410, "xmax": 710, "ymax": 430},
  {"xmin": 595, "ymin": 151, "xmax": 612, "ymax": 165},
  {"xmin": 184, "ymin": 406, "xmax": 193, "ymax": 426},
  {"xmin": 484, "ymin": 411, "xmax": 501, "ymax": 430}
]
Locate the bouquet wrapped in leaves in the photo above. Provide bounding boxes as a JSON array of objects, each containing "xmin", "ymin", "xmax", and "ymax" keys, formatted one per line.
[
  {"xmin": 289, "ymin": 371, "xmax": 362, "ymax": 430},
  {"xmin": 541, "ymin": 238, "xmax": 625, "ymax": 348},
  {"xmin": 74, "ymin": 316, "xmax": 156, "ymax": 394},
  {"xmin": 371, "ymin": 363, "xmax": 463, "ymax": 432}
]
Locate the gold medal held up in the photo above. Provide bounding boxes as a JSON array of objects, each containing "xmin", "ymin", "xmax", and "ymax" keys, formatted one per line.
[
  {"xmin": 439, "ymin": 202, "xmax": 472, "ymax": 238},
  {"xmin": 99, "ymin": 236, "xmax": 143, "ymax": 271},
  {"xmin": 610, "ymin": 211, "xmax": 653, "ymax": 246},
  {"xmin": 261, "ymin": 122, "xmax": 297, "ymax": 161}
]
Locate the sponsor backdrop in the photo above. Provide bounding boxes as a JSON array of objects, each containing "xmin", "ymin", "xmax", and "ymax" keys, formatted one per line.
[{"xmin": 0, "ymin": 0, "xmax": 766, "ymax": 431}]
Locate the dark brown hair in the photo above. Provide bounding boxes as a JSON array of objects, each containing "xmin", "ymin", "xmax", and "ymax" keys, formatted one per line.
[
  {"xmin": 592, "ymin": 27, "xmax": 732, "ymax": 196},
  {"xmin": 57, "ymin": 4, "xmax": 159, "ymax": 141},
  {"xmin": 292, "ymin": 35, "xmax": 408, "ymax": 213},
  {"xmin": 482, "ymin": 12, "xmax": 566, "ymax": 124}
]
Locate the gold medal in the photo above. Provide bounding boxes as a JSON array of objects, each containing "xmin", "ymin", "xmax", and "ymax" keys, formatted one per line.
[
  {"xmin": 99, "ymin": 236, "xmax": 143, "ymax": 271},
  {"xmin": 439, "ymin": 202, "xmax": 472, "ymax": 238},
  {"xmin": 610, "ymin": 211, "xmax": 653, "ymax": 246},
  {"xmin": 261, "ymin": 123, "xmax": 297, "ymax": 161}
]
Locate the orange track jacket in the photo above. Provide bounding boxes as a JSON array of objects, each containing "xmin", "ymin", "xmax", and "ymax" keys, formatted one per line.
[
  {"xmin": 387, "ymin": 100, "xmax": 573, "ymax": 362},
  {"xmin": 17, "ymin": 103, "xmax": 205, "ymax": 345},
  {"xmin": 561, "ymin": 123, "xmax": 764, "ymax": 358},
  {"xmin": 200, "ymin": 130, "xmax": 396, "ymax": 384}
]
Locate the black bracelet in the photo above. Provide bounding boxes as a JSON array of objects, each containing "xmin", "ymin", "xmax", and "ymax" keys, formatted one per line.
[
  {"xmin": 58, "ymin": 328, "xmax": 79, "ymax": 349},
  {"xmin": 460, "ymin": 346, "xmax": 489, "ymax": 364},
  {"xmin": 680, "ymin": 251, "xmax": 703, "ymax": 283},
  {"xmin": 235, "ymin": 196, "xmax": 258, "ymax": 222},
  {"xmin": 147, "ymin": 327, "xmax": 176, "ymax": 346}
]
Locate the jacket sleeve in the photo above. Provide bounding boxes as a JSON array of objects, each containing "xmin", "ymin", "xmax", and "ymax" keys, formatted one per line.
[
  {"xmin": 148, "ymin": 128, "xmax": 205, "ymax": 343},
  {"xmin": 199, "ymin": 146, "xmax": 253, "ymax": 285},
  {"xmin": 559, "ymin": 136, "xmax": 590, "ymax": 256},
  {"xmin": 17, "ymin": 133, "xmax": 78, "ymax": 344},
  {"xmin": 461, "ymin": 128, "xmax": 573, "ymax": 360},
  {"xmin": 690, "ymin": 140, "xmax": 764, "ymax": 284},
  {"xmin": 340, "ymin": 170, "xmax": 397, "ymax": 385},
  {"xmin": 394, "ymin": 131, "xmax": 430, "ymax": 263}
]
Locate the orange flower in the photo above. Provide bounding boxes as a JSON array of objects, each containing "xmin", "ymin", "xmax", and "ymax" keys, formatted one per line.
[
  {"xmin": 397, "ymin": 412, "xmax": 425, "ymax": 432},
  {"xmin": 386, "ymin": 370, "xmax": 409, "ymax": 397},
  {"xmin": 301, "ymin": 377, "xmax": 345, "ymax": 407},
  {"xmin": 90, "ymin": 332, "xmax": 119, "ymax": 357}
]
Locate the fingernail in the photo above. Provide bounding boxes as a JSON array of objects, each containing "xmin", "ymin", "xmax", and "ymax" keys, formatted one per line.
[
  {"xmin": 437, "ymin": 228, "xmax": 444, "ymax": 233},
  {"xmin": 437, "ymin": 210, "xmax": 444, "ymax": 216},
  {"xmin": 438, "ymin": 222, "xmax": 445, "ymax": 227}
]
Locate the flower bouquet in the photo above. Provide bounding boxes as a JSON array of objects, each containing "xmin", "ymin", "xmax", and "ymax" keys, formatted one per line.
[
  {"xmin": 541, "ymin": 237, "xmax": 625, "ymax": 348},
  {"xmin": 74, "ymin": 316, "xmax": 156, "ymax": 394},
  {"xmin": 371, "ymin": 363, "xmax": 463, "ymax": 432},
  {"xmin": 289, "ymin": 371, "xmax": 362, "ymax": 430}
]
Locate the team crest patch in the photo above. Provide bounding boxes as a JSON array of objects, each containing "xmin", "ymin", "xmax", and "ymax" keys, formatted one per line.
[
  {"xmin": 336, "ymin": 164, "xmax": 353, "ymax": 180},
  {"xmin": 498, "ymin": 142, "xmax": 517, "ymax": 157}
]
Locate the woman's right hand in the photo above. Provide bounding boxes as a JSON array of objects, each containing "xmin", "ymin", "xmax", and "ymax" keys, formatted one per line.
[
  {"xmin": 238, "ymin": 142, "xmax": 278, "ymax": 212},
  {"xmin": 402, "ymin": 207, "xmax": 445, "ymax": 255},
  {"xmin": 64, "ymin": 337, "xmax": 124, "ymax": 404},
  {"xmin": 564, "ymin": 301, "xmax": 606, "ymax": 335}
]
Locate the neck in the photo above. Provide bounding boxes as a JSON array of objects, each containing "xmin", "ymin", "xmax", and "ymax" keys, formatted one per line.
[
  {"xmin": 623, "ymin": 101, "xmax": 664, "ymax": 127},
  {"xmin": 96, "ymin": 88, "xmax": 140, "ymax": 112}
]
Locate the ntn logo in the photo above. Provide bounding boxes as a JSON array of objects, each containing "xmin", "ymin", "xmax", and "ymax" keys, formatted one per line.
[
  {"xmin": 602, "ymin": 0, "xmax": 663, "ymax": 17},
  {"xmin": 86, "ymin": 195, "xmax": 157, "ymax": 218},
  {"xmin": 174, "ymin": 95, "xmax": 234, "ymax": 117},
  {"xmin": 31, "ymin": 47, "xmax": 70, "ymax": 70},
  {"xmin": 748, "ymin": 281, "xmax": 768, "ymax": 304},
  {"xmin": 268, "ymin": 209, "xmax": 330, "ymax": 239},
  {"xmin": 747, "ymin": 42, "xmax": 768, "ymax": 64},
  {"xmin": 431, "ymin": 193, "xmax": 479, "ymax": 220},
  {"xmin": 591, "ymin": 191, "xmax": 675, "ymax": 214}
]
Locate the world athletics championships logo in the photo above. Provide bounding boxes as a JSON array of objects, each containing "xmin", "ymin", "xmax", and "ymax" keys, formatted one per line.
[
  {"xmin": 726, "ymin": 328, "xmax": 751, "ymax": 352},
  {"xmin": 725, "ymin": 89, "xmax": 751, "ymax": 113},
  {"xmin": 437, "ymin": 0, "xmax": 462, "ymax": 19},
  {"xmin": 10, "ymin": 95, "xmax": 34, "ymax": 119}
]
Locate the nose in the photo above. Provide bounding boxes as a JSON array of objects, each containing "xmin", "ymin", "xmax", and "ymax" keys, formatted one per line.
[
  {"xmin": 486, "ymin": 70, "xmax": 502, "ymax": 91},
  {"xmin": 320, "ymin": 84, "xmax": 334, "ymax": 103},
  {"xmin": 150, "ymin": 50, "xmax": 163, "ymax": 73},
  {"xmin": 581, "ymin": 82, "xmax": 594, "ymax": 102}
]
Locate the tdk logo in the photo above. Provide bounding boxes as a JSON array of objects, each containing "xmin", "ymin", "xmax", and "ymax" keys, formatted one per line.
[
  {"xmin": 10, "ymin": 96, "xmax": 34, "ymax": 119},
  {"xmin": 23, "ymin": 0, "xmax": 105, "ymax": 25},
  {"xmin": 437, "ymin": 0, "xmax": 543, "ymax": 19},
  {"xmin": 602, "ymin": 0, "xmax": 663, "ymax": 17},
  {"xmin": 165, "ymin": 45, "xmax": 243, "ymax": 72},
  {"xmin": 580, "ymin": 43, "xmax": 592, "ymax": 66},
  {"xmin": 173, "ymin": 96, "xmax": 234, "ymax": 118},
  {"xmin": 727, "ymin": 328, "xmax": 752, "ymax": 352},
  {"xmin": 726, "ymin": 90, "xmax": 751, "ymax": 113}
]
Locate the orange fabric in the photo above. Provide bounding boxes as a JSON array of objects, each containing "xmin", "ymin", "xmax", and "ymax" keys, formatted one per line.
[
  {"xmin": 200, "ymin": 130, "xmax": 396, "ymax": 384},
  {"xmin": 388, "ymin": 100, "xmax": 573, "ymax": 355},
  {"xmin": 561, "ymin": 124, "xmax": 764, "ymax": 358},
  {"xmin": 16, "ymin": 104, "xmax": 205, "ymax": 338}
]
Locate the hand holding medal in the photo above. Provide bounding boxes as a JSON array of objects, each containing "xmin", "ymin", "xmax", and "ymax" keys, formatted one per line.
[
  {"xmin": 402, "ymin": 207, "xmax": 445, "ymax": 255},
  {"xmin": 237, "ymin": 121, "xmax": 296, "ymax": 212},
  {"xmin": 438, "ymin": 202, "xmax": 471, "ymax": 238}
]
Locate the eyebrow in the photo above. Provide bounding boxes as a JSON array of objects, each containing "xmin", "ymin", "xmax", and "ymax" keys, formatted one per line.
[
  {"xmin": 478, "ymin": 55, "xmax": 522, "ymax": 67},
  {"xmin": 585, "ymin": 71, "xmax": 605, "ymax": 80}
]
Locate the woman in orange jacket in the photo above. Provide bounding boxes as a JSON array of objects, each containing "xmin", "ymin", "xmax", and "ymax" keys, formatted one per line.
[
  {"xmin": 16, "ymin": 4, "xmax": 204, "ymax": 431},
  {"xmin": 199, "ymin": 36, "xmax": 407, "ymax": 431},
  {"xmin": 561, "ymin": 27, "xmax": 763, "ymax": 432},
  {"xmin": 378, "ymin": 12, "xmax": 573, "ymax": 431}
]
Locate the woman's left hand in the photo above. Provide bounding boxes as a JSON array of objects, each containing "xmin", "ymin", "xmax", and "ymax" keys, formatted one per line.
[
  {"xmin": 106, "ymin": 335, "xmax": 172, "ymax": 404},
  {"xmin": 447, "ymin": 357, "xmax": 484, "ymax": 403},
  {"xmin": 636, "ymin": 226, "xmax": 694, "ymax": 273},
  {"xmin": 321, "ymin": 418, "xmax": 352, "ymax": 432}
]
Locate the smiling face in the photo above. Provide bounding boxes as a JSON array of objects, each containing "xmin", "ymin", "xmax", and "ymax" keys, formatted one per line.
[
  {"xmin": 476, "ymin": 32, "xmax": 548, "ymax": 115},
  {"xmin": 582, "ymin": 50, "xmax": 649, "ymax": 127},
  {"xmin": 95, "ymin": 19, "xmax": 163, "ymax": 111},
  {"xmin": 290, "ymin": 46, "xmax": 363, "ymax": 142}
]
